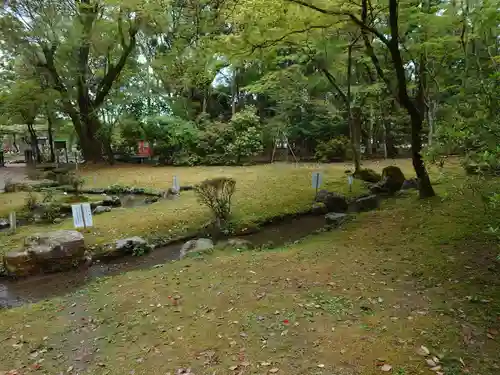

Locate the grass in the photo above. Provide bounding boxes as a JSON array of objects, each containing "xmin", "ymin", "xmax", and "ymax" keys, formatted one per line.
[
  {"xmin": 0, "ymin": 160, "xmax": 417, "ymax": 254},
  {"xmin": 0, "ymin": 164, "xmax": 499, "ymax": 375}
]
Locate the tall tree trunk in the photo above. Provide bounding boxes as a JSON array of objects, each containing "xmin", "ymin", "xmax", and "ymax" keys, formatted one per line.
[
  {"xmin": 426, "ymin": 99, "xmax": 435, "ymax": 145},
  {"xmin": 367, "ymin": 104, "xmax": 374, "ymax": 156},
  {"xmin": 386, "ymin": 0, "xmax": 434, "ymax": 197},
  {"xmin": 346, "ymin": 43, "xmax": 361, "ymax": 172},
  {"xmin": 231, "ymin": 68, "xmax": 238, "ymax": 116},
  {"xmin": 27, "ymin": 123, "xmax": 41, "ymax": 164},
  {"xmin": 12, "ymin": 133, "xmax": 19, "ymax": 153},
  {"xmin": 47, "ymin": 110, "xmax": 55, "ymax": 163}
]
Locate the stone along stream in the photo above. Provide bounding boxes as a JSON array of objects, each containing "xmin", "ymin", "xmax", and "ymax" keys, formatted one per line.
[{"xmin": 0, "ymin": 213, "xmax": 329, "ymax": 308}]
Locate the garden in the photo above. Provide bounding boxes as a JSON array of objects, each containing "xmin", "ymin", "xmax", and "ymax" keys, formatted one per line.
[{"xmin": 1, "ymin": 0, "xmax": 499, "ymax": 373}]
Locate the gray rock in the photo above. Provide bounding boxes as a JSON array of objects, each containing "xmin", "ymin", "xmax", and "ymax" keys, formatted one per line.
[
  {"xmin": 220, "ymin": 238, "xmax": 254, "ymax": 250},
  {"xmin": 144, "ymin": 196, "xmax": 159, "ymax": 204},
  {"xmin": 163, "ymin": 188, "xmax": 180, "ymax": 200},
  {"xmin": 311, "ymin": 202, "xmax": 328, "ymax": 215},
  {"xmin": 315, "ymin": 190, "xmax": 348, "ymax": 213},
  {"xmin": 180, "ymin": 238, "xmax": 214, "ymax": 258},
  {"xmin": 325, "ymin": 212, "xmax": 348, "ymax": 227},
  {"xmin": 93, "ymin": 205, "xmax": 112, "ymax": 214},
  {"xmin": 401, "ymin": 178, "xmax": 419, "ymax": 190},
  {"xmin": 352, "ymin": 194, "xmax": 379, "ymax": 212},
  {"xmin": 102, "ymin": 195, "xmax": 121, "ymax": 207},
  {"xmin": 4, "ymin": 230, "xmax": 86, "ymax": 276},
  {"xmin": 370, "ymin": 166, "xmax": 406, "ymax": 195},
  {"xmin": 115, "ymin": 236, "xmax": 149, "ymax": 254},
  {"xmin": 0, "ymin": 218, "xmax": 9, "ymax": 229},
  {"xmin": 52, "ymin": 218, "xmax": 63, "ymax": 224}
]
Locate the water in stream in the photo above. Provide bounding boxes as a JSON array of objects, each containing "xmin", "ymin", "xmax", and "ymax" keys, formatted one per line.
[{"xmin": 0, "ymin": 214, "xmax": 327, "ymax": 308}]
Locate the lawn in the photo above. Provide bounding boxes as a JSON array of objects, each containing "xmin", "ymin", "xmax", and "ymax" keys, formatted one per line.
[
  {"xmin": 0, "ymin": 160, "xmax": 421, "ymax": 254},
  {"xmin": 1, "ymin": 165, "xmax": 499, "ymax": 375}
]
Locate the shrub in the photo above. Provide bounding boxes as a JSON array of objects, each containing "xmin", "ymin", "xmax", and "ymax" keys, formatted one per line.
[
  {"xmin": 24, "ymin": 191, "xmax": 39, "ymax": 211},
  {"xmin": 69, "ymin": 174, "xmax": 85, "ymax": 195},
  {"xmin": 194, "ymin": 177, "xmax": 236, "ymax": 226},
  {"xmin": 224, "ymin": 126, "xmax": 264, "ymax": 164},
  {"xmin": 143, "ymin": 116, "xmax": 199, "ymax": 164},
  {"xmin": 42, "ymin": 189, "xmax": 55, "ymax": 203},
  {"xmin": 41, "ymin": 203, "xmax": 61, "ymax": 223},
  {"xmin": 107, "ymin": 184, "xmax": 130, "ymax": 194},
  {"xmin": 315, "ymin": 136, "xmax": 350, "ymax": 162}
]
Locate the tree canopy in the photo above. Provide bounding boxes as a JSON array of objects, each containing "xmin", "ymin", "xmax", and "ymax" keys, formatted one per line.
[{"xmin": 0, "ymin": 0, "xmax": 498, "ymax": 196}]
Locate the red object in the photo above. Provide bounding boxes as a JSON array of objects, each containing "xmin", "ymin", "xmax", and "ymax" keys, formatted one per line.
[
  {"xmin": 137, "ymin": 141, "xmax": 152, "ymax": 157},
  {"xmin": 283, "ymin": 319, "xmax": 289, "ymax": 324}
]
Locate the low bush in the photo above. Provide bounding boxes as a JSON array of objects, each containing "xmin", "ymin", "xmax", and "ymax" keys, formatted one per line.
[
  {"xmin": 315, "ymin": 136, "xmax": 350, "ymax": 162},
  {"xmin": 194, "ymin": 177, "xmax": 236, "ymax": 226}
]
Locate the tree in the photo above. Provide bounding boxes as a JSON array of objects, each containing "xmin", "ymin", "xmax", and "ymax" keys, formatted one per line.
[{"xmin": 0, "ymin": 0, "xmax": 145, "ymax": 162}]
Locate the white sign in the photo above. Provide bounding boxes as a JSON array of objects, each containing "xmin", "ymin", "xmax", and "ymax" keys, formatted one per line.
[
  {"xmin": 71, "ymin": 203, "xmax": 94, "ymax": 229},
  {"xmin": 9, "ymin": 211, "xmax": 16, "ymax": 231},
  {"xmin": 173, "ymin": 175, "xmax": 180, "ymax": 192},
  {"xmin": 347, "ymin": 174, "xmax": 354, "ymax": 192},
  {"xmin": 71, "ymin": 204, "xmax": 85, "ymax": 228},
  {"xmin": 81, "ymin": 203, "xmax": 93, "ymax": 227},
  {"xmin": 312, "ymin": 172, "xmax": 322, "ymax": 189}
]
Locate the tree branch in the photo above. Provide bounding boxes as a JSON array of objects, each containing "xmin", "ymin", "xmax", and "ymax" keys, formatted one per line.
[
  {"xmin": 93, "ymin": 16, "xmax": 141, "ymax": 108},
  {"xmin": 286, "ymin": 0, "xmax": 391, "ymax": 46},
  {"xmin": 319, "ymin": 67, "xmax": 348, "ymax": 103}
]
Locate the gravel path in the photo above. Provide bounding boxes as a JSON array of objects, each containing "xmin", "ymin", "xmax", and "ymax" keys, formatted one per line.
[{"xmin": 0, "ymin": 164, "xmax": 29, "ymax": 192}]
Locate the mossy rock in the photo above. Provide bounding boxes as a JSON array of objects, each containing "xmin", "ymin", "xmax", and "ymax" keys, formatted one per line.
[
  {"xmin": 353, "ymin": 168, "xmax": 381, "ymax": 183},
  {"xmin": 381, "ymin": 166, "xmax": 406, "ymax": 192}
]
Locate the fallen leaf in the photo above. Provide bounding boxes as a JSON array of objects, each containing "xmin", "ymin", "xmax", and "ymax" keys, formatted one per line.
[
  {"xmin": 317, "ymin": 364, "xmax": 325, "ymax": 368},
  {"xmin": 228, "ymin": 365, "xmax": 238, "ymax": 371},
  {"xmin": 269, "ymin": 368, "xmax": 279, "ymax": 373},
  {"xmin": 380, "ymin": 364, "xmax": 392, "ymax": 372},
  {"xmin": 416, "ymin": 345, "xmax": 430, "ymax": 356},
  {"xmin": 426, "ymin": 359, "xmax": 437, "ymax": 367},
  {"xmin": 430, "ymin": 366, "xmax": 442, "ymax": 372}
]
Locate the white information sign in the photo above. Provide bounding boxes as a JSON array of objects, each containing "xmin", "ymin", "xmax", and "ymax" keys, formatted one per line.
[
  {"xmin": 347, "ymin": 174, "xmax": 354, "ymax": 192},
  {"xmin": 173, "ymin": 175, "xmax": 180, "ymax": 192},
  {"xmin": 312, "ymin": 172, "xmax": 322, "ymax": 189},
  {"xmin": 81, "ymin": 203, "xmax": 93, "ymax": 227},
  {"xmin": 71, "ymin": 204, "xmax": 85, "ymax": 228},
  {"xmin": 9, "ymin": 211, "xmax": 16, "ymax": 231},
  {"xmin": 71, "ymin": 203, "xmax": 94, "ymax": 229}
]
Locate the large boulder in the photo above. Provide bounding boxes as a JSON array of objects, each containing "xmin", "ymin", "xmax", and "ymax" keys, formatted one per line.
[
  {"xmin": 351, "ymin": 194, "xmax": 379, "ymax": 212},
  {"xmin": 180, "ymin": 238, "xmax": 214, "ymax": 259},
  {"xmin": 315, "ymin": 190, "xmax": 348, "ymax": 213},
  {"xmin": 370, "ymin": 166, "xmax": 406, "ymax": 194},
  {"xmin": 115, "ymin": 236, "xmax": 150, "ymax": 255},
  {"xmin": 3, "ymin": 230, "xmax": 86, "ymax": 276},
  {"xmin": 93, "ymin": 205, "xmax": 111, "ymax": 214},
  {"xmin": 311, "ymin": 202, "xmax": 328, "ymax": 215},
  {"xmin": 102, "ymin": 195, "xmax": 121, "ymax": 207}
]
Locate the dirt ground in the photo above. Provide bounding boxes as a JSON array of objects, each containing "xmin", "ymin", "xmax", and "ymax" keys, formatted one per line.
[{"xmin": 1, "ymin": 169, "xmax": 499, "ymax": 375}]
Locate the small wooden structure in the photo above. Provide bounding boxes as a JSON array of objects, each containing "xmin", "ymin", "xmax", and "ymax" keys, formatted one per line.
[
  {"xmin": 270, "ymin": 130, "xmax": 298, "ymax": 163},
  {"xmin": 54, "ymin": 139, "xmax": 69, "ymax": 164}
]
